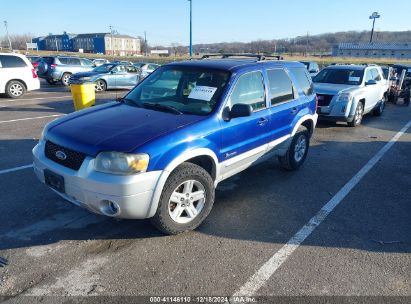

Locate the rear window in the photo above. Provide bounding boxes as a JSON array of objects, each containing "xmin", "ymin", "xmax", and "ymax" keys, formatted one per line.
[
  {"xmin": 0, "ymin": 55, "xmax": 27, "ymax": 68},
  {"xmin": 43, "ymin": 57, "xmax": 54, "ymax": 64},
  {"xmin": 289, "ymin": 67, "xmax": 314, "ymax": 96}
]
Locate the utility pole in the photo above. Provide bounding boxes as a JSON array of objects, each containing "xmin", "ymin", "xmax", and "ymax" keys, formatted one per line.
[
  {"xmin": 55, "ymin": 36, "xmax": 59, "ymax": 52},
  {"xmin": 144, "ymin": 31, "xmax": 147, "ymax": 56},
  {"xmin": 4, "ymin": 21, "xmax": 12, "ymax": 50},
  {"xmin": 188, "ymin": 0, "xmax": 193, "ymax": 58},
  {"xmin": 109, "ymin": 25, "xmax": 114, "ymax": 56},
  {"xmin": 369, "ymin": 12, "xmax": 381, "ymax": 43}
]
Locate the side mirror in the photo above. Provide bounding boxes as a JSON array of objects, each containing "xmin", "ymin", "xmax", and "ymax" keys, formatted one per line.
[
  {"xmin": 110, "ymin": 70, "xmax": 117, "ymax": 74},
  {"xmin": 365, "ymin": 80, "xmax": 377, "ymax": 86},
  {"xmin": 230, "ymin": 103, "xmax": 253, "ymax": 118}
]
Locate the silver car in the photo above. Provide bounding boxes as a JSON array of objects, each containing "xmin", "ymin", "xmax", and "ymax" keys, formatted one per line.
[
  {"xmin": 133, "ymin": 62, "xmax": 160, "ymax": 79},
  {"xmin": 70, "ymin": 63, "xmax": 140, "ymax": 91}
]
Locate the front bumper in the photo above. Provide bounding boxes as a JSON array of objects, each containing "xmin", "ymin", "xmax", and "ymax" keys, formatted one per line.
[
  {"xmin": 317, "ymin": 100, "xmax": 353, "ymax": 122},
  {"xmin": 32, "ymin": 141, "xmax": 163, "ymax": 219}
]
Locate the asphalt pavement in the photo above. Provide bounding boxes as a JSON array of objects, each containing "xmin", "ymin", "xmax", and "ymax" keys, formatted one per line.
[{"xmin": 0, "ymin": 81, "xmax": 410, "ymax": 303}]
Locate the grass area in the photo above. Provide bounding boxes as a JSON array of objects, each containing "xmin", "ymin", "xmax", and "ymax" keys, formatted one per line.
[{"xmin": 15, "ymin": 50, "xmax": 411, "ymax": 66}]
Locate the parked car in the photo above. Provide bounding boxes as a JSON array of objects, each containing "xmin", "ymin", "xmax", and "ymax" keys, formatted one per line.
[
  {"xmin": 92, "ymin": 58, "xmax": 110, "ymax": 66},
  {"xmin": 300, "ymin": 61, "xmax": 320, "ymax": 77},
  {"xmin": 70, "ymin": 63, "xmax": 140, "ymax": 91},
  {"xmin": 313, "ymin": 64, "xmax": 388, "ymax": 127},
  {"xmin": 0, "ymin": 53, "xmax": 40, "ymax": 98},
  {"xmin": 33, "ymin": 56, "xmax": 318, "ymax": 234},
  {"xmin": 133, "ymin": 62, "xmax": 160, "ymax": 79},
  {"xmin": 37, "ymin": 56, "xmax": 95, "ymax": 86}
]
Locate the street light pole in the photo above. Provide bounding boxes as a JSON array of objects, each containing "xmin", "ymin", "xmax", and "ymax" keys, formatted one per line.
[
  {"xmin": 4, "ymin": 21, "xmax": 12, "ymax": 50},
  {"xmin": 188, "ymin": 0, "xmax": 192, "ymax": 58},
  {"xmin": 369, "ymin": 12, "xmax": 381, "ymax": 43}
]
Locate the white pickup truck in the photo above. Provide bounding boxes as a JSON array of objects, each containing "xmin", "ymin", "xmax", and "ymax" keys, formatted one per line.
[{"xmin": 313, "ymin": 64, "xmax": 388, "ymax": 127}]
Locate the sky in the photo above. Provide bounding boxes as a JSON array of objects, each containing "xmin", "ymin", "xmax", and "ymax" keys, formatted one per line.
[{"xmin": 1, "ymin": 0, "xmax": 411, "ymax": 46}]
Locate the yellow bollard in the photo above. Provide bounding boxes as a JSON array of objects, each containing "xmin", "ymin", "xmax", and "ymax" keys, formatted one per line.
[{"xmin": 70, "ymin": 83, "xmax": 96, "ymax": 111}]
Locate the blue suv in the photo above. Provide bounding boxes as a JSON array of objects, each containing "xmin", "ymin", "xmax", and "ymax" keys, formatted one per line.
[{"xmin": 33, "ymin": 55, "xmax": 318, "ymax": 234}]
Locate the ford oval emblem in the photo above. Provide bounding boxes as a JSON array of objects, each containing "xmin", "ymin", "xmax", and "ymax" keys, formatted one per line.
[{"xmin": 55, "ymin": 150, "xmax": 67, "ymax": 161}]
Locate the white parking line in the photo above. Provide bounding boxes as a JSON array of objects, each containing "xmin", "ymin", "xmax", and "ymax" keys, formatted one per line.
[
  {"xmin": 0, "ymin": 114, "xmax": 64, "ymax": 124},
  {"xmin": 0, "ymin": 164, "xmax": 33, "ymax": 175},
  {"xmin": 233, "ymin": 119, "xmax": 411, "ymax": 297}
]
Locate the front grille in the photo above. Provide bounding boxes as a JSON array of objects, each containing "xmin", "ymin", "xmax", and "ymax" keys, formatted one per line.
[
  {"xmin": 317, "ymin": 94, "xmax": 334, "ymax": 106},
  {"xmin": 45, "ymin": 141, "xmax": 87, "ymax": 171}
]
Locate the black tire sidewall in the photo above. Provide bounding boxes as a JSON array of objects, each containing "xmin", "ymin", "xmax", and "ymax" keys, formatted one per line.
[
  {"xmin": 61, "ymin": 73, "xmax": 71, "ymax": 86},
  {"xmin": 151, "ymin": 163, "xmax": 215, "ymax": 234},
  {"xmin": 288, "ymin": 130, "xmax": 310, "ymax": 169}
]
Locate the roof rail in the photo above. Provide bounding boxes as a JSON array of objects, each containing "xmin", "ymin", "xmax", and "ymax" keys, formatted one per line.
[{"xmin": 201, "ymin": 54, "xmax": 283, "ymax": 61}]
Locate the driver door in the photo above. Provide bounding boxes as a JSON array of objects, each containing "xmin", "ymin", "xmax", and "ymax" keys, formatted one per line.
[{"xmin": 219, "ymin": 71, "xmax": 271, "ymax": 180}]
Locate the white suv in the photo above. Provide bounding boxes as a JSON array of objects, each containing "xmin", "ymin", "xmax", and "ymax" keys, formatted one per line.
[
  {"xmin": 313, "ymin": 65, "xmax": 388, "ymax": 127},
  {"xmin": 0, "ymin": 53, "xmax": 40, "ymax": 98}
]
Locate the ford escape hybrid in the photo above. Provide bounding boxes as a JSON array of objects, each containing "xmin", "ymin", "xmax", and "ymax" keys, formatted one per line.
[{"xmin": 33, "ymin": 54, "xmax": 318, "ymax": 234}]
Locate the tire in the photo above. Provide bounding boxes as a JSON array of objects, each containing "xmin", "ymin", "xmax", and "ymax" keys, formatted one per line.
[
  {"xmin": 347, "ymin": 102, "xmax": 364, "ymax": 127},
  {"xmin": 95, "ymin": 79, "xmax": 107, "ymax": 92},
  {"xmin": 279, "ymin": 127, "xmax": 310, "ymax": 171},
  {"xmin": 373, "ymin": 99, "xmax": 385, "ymax": 116},
  {"xmin": 61, "ymin": 73, "xmax": 71, "ymax": 86},
  {"xmin": 5, "ymin": 80, "xmax": 26, "ymax": 99},
  {"xmin": 151, "ymin": 163, "xmax": 215, "ymax": 235}
]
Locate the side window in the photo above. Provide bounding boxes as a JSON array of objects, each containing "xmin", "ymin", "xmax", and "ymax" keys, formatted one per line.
[
  {"xmin": 80, "ymin": 58, "xmax": 93, "ymax": 66},
  {"xmin": 229, "ymin": 71, "xmax": 266, "ymax": 111},
  {"xmin": 371, "ymin": 69, "xmax": 381, "ymax": 81},
  {"xmin": 68, "ymin": 58, "xmax": 81, "ymax": 65},
  {"xmin": 267, "ymin": 69, "xmax": 295, "ymax": 105},
  {"xmin": 126, "ymin": 65, "xmax": 137, "ymax": 73},
  {"xmin": 289, "ymin": 67, "xmax": 313, "ymax": 96},
  {"xmin": 58, "ymin": 58, "xmax": 68, "ymax": 64},
  {"xmin": 364, "ymin": 69, "xmax": 373, "ymax": 82},
  {"xmin": 148, "ymin": 64, "xmax": 158, "ymax": 71},
  {"xmin": 0, "ymin": 55, "xmax": 27, "ymax": 68}
]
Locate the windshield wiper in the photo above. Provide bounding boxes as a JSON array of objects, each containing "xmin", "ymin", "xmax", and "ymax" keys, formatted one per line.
[
  {"xmin": 116, "ymin": 97, "xmax": 144, "ymax": 107},
  {"xmin": 143, "ymin": 103, "xmax": 183, "ymax": 115}
]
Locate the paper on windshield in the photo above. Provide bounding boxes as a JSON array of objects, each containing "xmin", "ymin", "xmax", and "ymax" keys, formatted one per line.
[
  {"xmin": 188, "ymin": 86, "xmax": 217, "ymax": 101},
  {"xmin": 349, "ymin": 77, "xmax": 360, "ymax": 82}
]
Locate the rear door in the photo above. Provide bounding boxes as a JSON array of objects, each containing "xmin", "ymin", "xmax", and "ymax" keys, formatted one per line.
[
  {"xmin": 0, "ymin": 55, "xmax": 29, "ymax": 92},
  {"xmin": 266, "ymin": 68, "xmax": 303, "ymax": 143},
  {"xmin": 125, "ymin": 65, "xmax": 140, "ymax": 86},
  {"xmin": 219, "ymin": 70, "xmax": 271, "ymax": 179}
]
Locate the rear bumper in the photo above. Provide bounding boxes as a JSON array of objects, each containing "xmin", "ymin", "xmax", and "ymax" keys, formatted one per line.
[
  {"xmin": 27, "ymin": 79, "xmax": 41, "ymax": 91},
  {"xmin": 32, "ymin": 140, "xmax": 163, "ymax": 219}
]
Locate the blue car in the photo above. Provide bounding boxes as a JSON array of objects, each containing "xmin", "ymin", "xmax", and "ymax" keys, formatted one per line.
[
  {"xmin": 33, "ymin": 55, "xmax": 318, "ymax": 234},
  {"xmin": 70, "ymin": 63, "xmax": 140, "ymax": 92}
]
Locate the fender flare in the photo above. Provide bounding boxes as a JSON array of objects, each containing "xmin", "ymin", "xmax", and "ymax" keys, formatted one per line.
[
  {"xmin": 145, "ymin": 148, "xmax": 219, "ymax": 218},
  {"xmin": 291, "ymin": 113, "xmax": 318, "ymax": 136}
]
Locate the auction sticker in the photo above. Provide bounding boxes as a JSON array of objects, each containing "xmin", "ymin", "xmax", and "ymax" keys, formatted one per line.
[{"xmin": 188, "ymin": 86, "xmax": 217, "ymax": 101}]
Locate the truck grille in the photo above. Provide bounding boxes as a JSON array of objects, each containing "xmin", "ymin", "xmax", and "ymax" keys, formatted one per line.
[
  {"xmin": 45, "ymin": 141, "xmax": 87, "ymax": 171},
  {"xmin": 317, "ymin": 94, "xmax": 334, "ymax": 106}
]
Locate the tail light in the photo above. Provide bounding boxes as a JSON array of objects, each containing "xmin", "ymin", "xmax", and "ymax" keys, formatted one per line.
[
  {"xmin": 31, "ymin": 69, "xmax": 38, "ymax": 78},
  {"xmin": 32, "ymin": 62, "xmax": 39, "ymax": 68},
  {"xmin": 315, "ymin": 95, "xmax": 319, "ymax": 110},
  {"xmin": 50, "ymin": 64, "xmax": 57, "ymax": 69}
]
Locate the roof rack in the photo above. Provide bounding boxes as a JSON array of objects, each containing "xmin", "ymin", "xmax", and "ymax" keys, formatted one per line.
[{"xmin": 201, "ymin": 54, "xmax": 283, "ymax": 61}]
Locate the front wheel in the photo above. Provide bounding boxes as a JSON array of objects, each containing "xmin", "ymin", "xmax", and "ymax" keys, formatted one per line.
[
  {"xmin": 151, "ymin": 163, "xmax": 215, "ymax": 235},
  {"xmin": 279, "ymin": 127, "xmax": 310, "ymax": 171},
  {"xmin": 348, "ymin": 102, "xmax": 364, "ymax": 127},
  {"xmin": 95, "ymin": 79, "xmax": 107, "ymax": 92}
]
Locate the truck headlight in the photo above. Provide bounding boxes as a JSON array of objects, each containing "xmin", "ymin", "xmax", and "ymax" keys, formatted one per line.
[
  {"xmin": 337, "ymin": 93, "xmax": 353, "ymax": 103},
  {"xmin": 94, "ymin": 152, "xmax": 149, "ymax": 175}
]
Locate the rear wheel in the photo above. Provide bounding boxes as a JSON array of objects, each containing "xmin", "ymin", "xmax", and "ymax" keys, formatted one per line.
[
  {"xmin": 279, "ymin": 127, "xmax": 310, "ymax": 171},
  {"xmin": 151, "ymin": 163, "xmax": 215, "ymax": 235},
  {"xmin": 348, "ymin": 102, "xmax": 364, "ymax": 127},
  {"xmin": 61, "ymin": 73, "xmax": 71, "ymax": 86},
  {"xmin": 95, "ymin": 79, "xmax": 107, "ymax": 92},
  {"xmin": 373, "ymin": 99, "xmax": 385, "ymax": 116},
  {"xmin": 5, "ymin": 80, "xmax": 26, "ymax": 99}
]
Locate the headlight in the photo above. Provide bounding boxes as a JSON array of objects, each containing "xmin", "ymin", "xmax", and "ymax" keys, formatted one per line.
[
  {"xmin": 337, "ymin": 93, "xmax": 353, "ymax": 103},
  {"xmin": 94, "ymin": 152, "xmax": 149, "ymax": 175}
]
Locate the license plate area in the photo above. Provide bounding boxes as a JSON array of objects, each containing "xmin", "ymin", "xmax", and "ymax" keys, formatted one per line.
[{"xmin": 44, "ymin": 169, "xmax": 65, "ymax": 193}]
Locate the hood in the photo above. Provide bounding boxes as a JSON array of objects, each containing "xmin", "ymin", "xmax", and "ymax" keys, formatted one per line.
[
  {"xmin": 313, "ymin": 83, "xmax": 359, "ymax": 96},
  {"xmin": 72, "ymin": 71, "xmax": 104, "ymax": 78},
  {"xmin": 46, "ymin": 103, "xmax": 205, "ymax": 156}
]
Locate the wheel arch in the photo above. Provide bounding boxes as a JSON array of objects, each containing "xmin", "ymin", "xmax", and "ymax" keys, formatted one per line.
[{"xmin": 6, "ymin": 79, "xmax": 27, "ymax": 90}]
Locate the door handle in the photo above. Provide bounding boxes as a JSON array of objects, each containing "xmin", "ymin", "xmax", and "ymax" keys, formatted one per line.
[
  {"xmin": 257, "ymin": 118, "xmax": 268, "ymax": 126},
  {"xmin": 291, "ymin": 107, "xmax": 298, "ymax": 114}
]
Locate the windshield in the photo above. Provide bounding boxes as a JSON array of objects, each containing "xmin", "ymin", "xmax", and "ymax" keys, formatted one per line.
[
  {"xmin": 125, "ymin": 66, "xmax": 230, "ymax": 116},
  {"xmin": 313, "ymin": 68, "xmax": 364, "ymax": 85},
  {"xmin": 93, "ymin": 64, "xmax": 116, "ymax": 73}
]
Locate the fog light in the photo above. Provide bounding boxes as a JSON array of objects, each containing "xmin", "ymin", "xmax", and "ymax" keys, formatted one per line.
[{"xmin": 100, "ymin": 200, "xmax": 120, "ymax": 216}]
